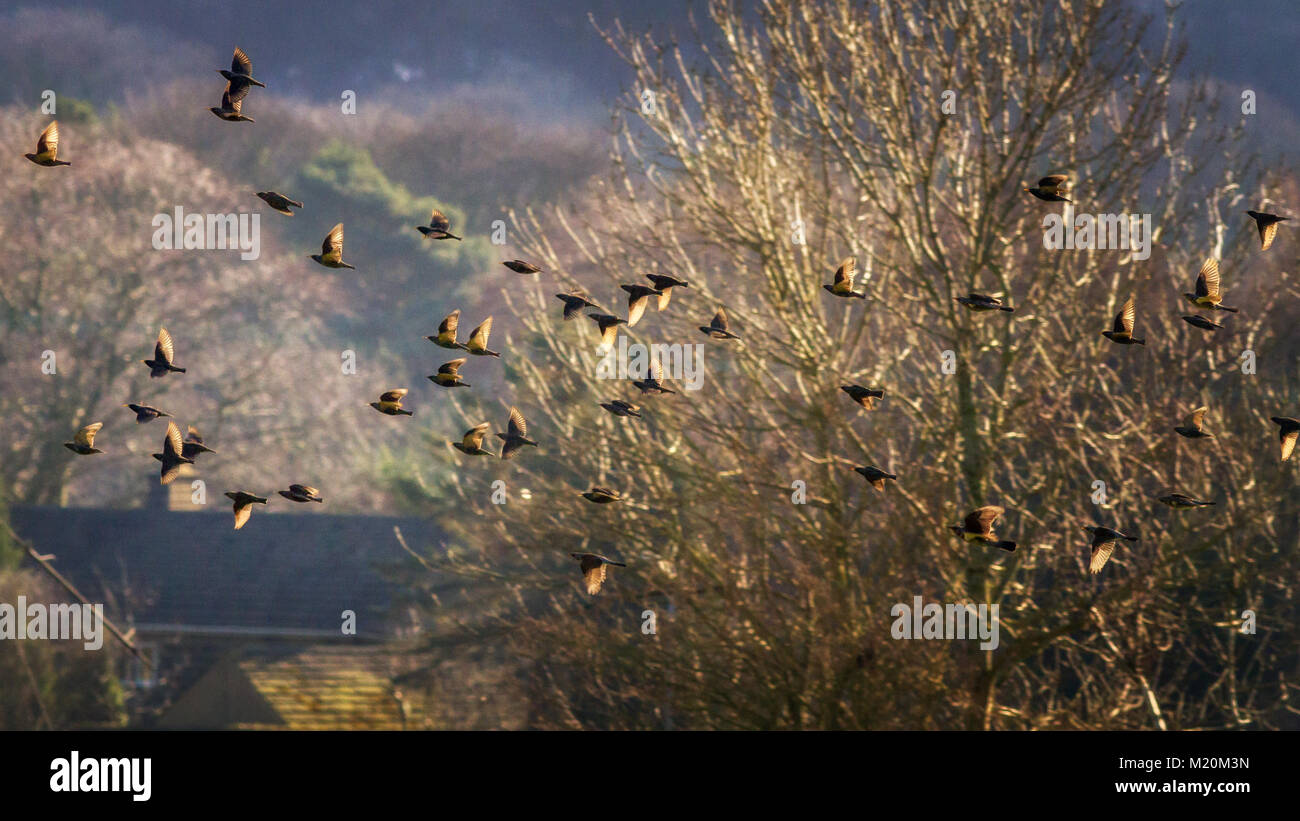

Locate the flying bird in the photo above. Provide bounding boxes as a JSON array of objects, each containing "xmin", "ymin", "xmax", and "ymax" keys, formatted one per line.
[
  {"xmin": 1183, "ymin": 258, "xmax": 1237, "ymax": 312},
  {"xmin": 823, "ymin": 257, "xmax": 865, "ymax": 299},
  {"xmin": 143, "ymin": 328, "xmax": 186, "ymax": 377},
  {"xmin": 429, "ymin": 358, "xmax": 470, "ymax": 388},
  {"xmin": 417, "ymin": 209, "xmax": 461, "ymax": 241},
  {"xmin": 645, "ymin": 274, "xmax": 689, "ymax": 310},
  {"xmin": 956, "ymin": 292, "xmax": 1014, "ymax": 312},
  {"xmin": 209, "ymin": 81, "xmax": 254, "ymax": 122},
  {"xmin": 581, "ymin": 487, "xmax": 622, "ymax": 504},
  {"xmin": 1157, "ymin": 492, "xmax": 1215, "ymax": 509},
  {"xmin": 462, "ymin": 317, "xmax": 500, "ymax": 357},
  {"xmin": 426, "ymin": 310, "xmax": 465, "ymax": 350},
  {"xmin": 310, "ymin": 223, "xmax": 355, "ymax": 269},
  {"xmin": 225, "ymin": 491, "xmax": 268, "ymax": 530},
  {"xmin": 63, "ymin": 423, "xmax": 103, "ymax": 455},
  {"xmin": 278, "ymin": 484, "xmax": 324, "ymax": 503},
  {"xmin": 600, "ymin": 400, "xmax": 642, "ymax": 418},
  {"xmin": 632, "ymin": 358, "xmax": 676, "ymax": 395},
  {"xmin": 571, "ymin": 553, "xmax": 627, "ymax": 595},
  {"xmin": 496, "ymin": 407, "xmax": 538, "ymax": 460},
  {"xmin": 451, "ymin": 422, "xmax": 494, "ymax": 456},
  {"xmin": 370, "ymin": 389, "xmax": 413, "ymax": 416},
  {"xmin": 622, "ymin": 284, "xmax": 662, "ymax": 327},
  {"xmin": 587, "ymin": 313, "xmax": 626, "ymax": 346},
  {"xmin": 1024, "ymin": 174, "xmax": 1070, "ymax": 202},
  {"xmin": 217, "ymin": 47, "xmax": 267, "ymax": 91},
  {"xmin": 854, "ymin": 465, "xmax": 897, "ymax": 491},
  {"xmin": 502, "ymin": 260, "xmax": 542, "ymax": 275},
  {"xmin": 556, "ymin": 291, "xmax": 600, "ymax": 321},
  {"xmin": 1270, "ymin": 416, "xmax": 1300, "ymax": 462},
  {"xmin": 1101, "ymin": 295, "xmax": 1144, "ymax": 345},
  {"xmin": 181, "ymin": 425, "xmax": 217, "ymax": 459},
  {"xmin": 1246, "ymin": 210, "xmax": 1287, "ymax": 251},
  {"xmin": 24, "ymin": 121, "xmax": 70, "ymax": 166},
  {"xmin": 841, "ymin": 384, "xmax": 884, "ymax": 410},
  {"xmin": 1173, "ymin": 406, "xmax": 1214, "ymax": 439},
  {"xmin": 1182, "ymin": 315, "xmax": 1223, "ymax": 331},
  {"xmin": 124, "ymin": 403, "xmax": 170, "ymax": 424},
  {"xmin": 154, "ymin": 421, "xmax": 194, "ymax": 485},
  {"xmin": 949, "ymin": 506, "xmax": 1017, "ymax": 552},
  {"xmin": 256, "ymin": 191, "xmax": 303, "ymax": 216},
  {"xmin": 1085, "ymin": 526, "xmax": 1138, "ymax": 574},
  {"xmin": 699, "ymin": 308, "xmax": 740, "ymax": 340}
]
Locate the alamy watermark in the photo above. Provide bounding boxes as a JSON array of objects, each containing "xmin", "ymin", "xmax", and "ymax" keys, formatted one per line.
[
  {"xmin": 890, "ymin": 596, "xmax": 1000, "ymax": 650},
  {"xmin": 0, "ymin": 595, "xmax": 103, "ymax": 650},
  {"xmin": 596, "ymin": 337, "xmax": 704, "ymax": 391},
  {"xmin": 1042, "ymin": 205, "xmax": 1152, "ymax": 260},
  {"xmin": 152, "ymin": 206, "xmax": 260, "ymax": 260}
]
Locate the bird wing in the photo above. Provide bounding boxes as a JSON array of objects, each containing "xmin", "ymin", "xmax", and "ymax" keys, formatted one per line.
[
  {"xmin": 429, "ymin": 209, "xmax": 451, "ymax": 231},
  {"xmin": 293, "ymin": 484, "xmax": 319, "ymax": 497},
  {"xmin": 463, "ymin": 423, "xmax": 490, "ymax": 449},
  {"xmin": 380, "ymin": 388, "xmax": 407, "ymax": 402},
  {"xmin": 1115, "ymin": 296, "xmax": 1135, "ymax": 334},
  {"xmin": 579, "ymin": 556, "xmax": 606, "ymax": 594},
  {"xmin": 155, "ymin": 327, "xmax": 176, "ymax": 365},
  {"xmin": 507, "ymin": 406, "xmax": 528, "ymax": 439},
  {"xmin": 1260, "ymin": 221, "xmax": 1278, "ymax": 251},
  {"xmin": 834, "ymin": 257, "xmax": 856, "ymax": 289},
  {"xmin": 233, "ymin": 501, "xmax": 253, "ymax": 530},
  {"xmin": 560, "ymin": 296, "xmax": 586, "ymax": 320},
  {"xmin": 439, "ymin": 358, "xmax": 466, "ymax": 375},
  {"xmin": 468, "ymin": 317, "xmax": 493, "ymax": 350},
  {"xmin": 321, "ymin": 223, "xmax": 344, "ymax": 261},
  {"xmin": 599, "ymin": 319, "xmax": 619, "ymax": 346},
  {"xmin": 711, "ymin": 308, "xmax": 728, "ymax": 331},
  {"xmin": 37, "ymin": 120, "xmax": 58, "ymax": 159},
  {"xmin": 1196, "ymin": 258, "xmax": 1220, "ymax": 299},
  {"xmin": 627, "ymin": 292, "xmax": 649, "ymax": 326},
  {"xmin": 1281, "ymin": 428, "xmax": 1298, "ymax": 462},
  {"xmin": 186, "ymin": 425, "xmax": 203, "ymax": 443},
  {"xmin": 75, "ymin": 422, "xmax": 102, "ymax": 447},
  {"xmin": 163, "ymin": 421, "xmax": 185, "ymax": 459},
  {"xmin": 652, "ymin": 357, "xmax": 665, "ymax": 384},
  {"xmin": 1038, "ymin": 174, "xmax": 1069, "ymax": 193},
  {"xmin": 965, "ymin": 506, "xmax": 1003, "ymax": 536},
  {"xmin": 232, "ymin": 47, "xmax": 253, "ymax": 75},
  {"xmin": 1183, "ymin": 406, "xmax": 1208, "ymax": 431},
  {"xmin": 1089, "ymin": 539, "xmax": 1116, "ymax": 574}
]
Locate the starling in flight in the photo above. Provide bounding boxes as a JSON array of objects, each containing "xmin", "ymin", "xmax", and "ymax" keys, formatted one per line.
[
  {"xmin": 823, "ymin": 257, "xmax": 866, "ymax": 299},
  {"xmin": 463, "ymin": 317, "xmax": 500, "ymax": 357},
  {"xmin": 841, "ymin": 384, "xmax": 884, "ymax": 410},
  {"xmin": 587, "ymin": 313, "xmax": 626, "ymax": 346},
  {"xmin": 451, "ymin": 422, "xmax": 494, "ymax": 456},
  {"xmin": 209, "ymin": 81, "xmax": 254, "ymax": 122},
  {"xmin": 1182, "ymin": 315, "xmax": 1223, "ymax": 331},
  {"xmin": 854, "ymin": 465, "xmax": 897, "ymax": 491},
  {"xmin": 155, "ymin": 421, "xmax": 194, "ymax": 485},
  {"xmin": 556, "ymin": 291, "xmax": 600, "ymax": 321},
  {"xmin": 632, "ymin": 358, "xmax": 676, "ymax": 395},
  {"xmin": 622, "ymin": 284, "xmax": 662, "ymax": 327},
  {"xmin": 581, "ymin": 487, "xmax": 622, "ymax": 504},
  {"xmin": 600, "ymin": 400, "xmax": 642, "ymax": 418},
  {"xmin": 278, "ymin": 484, "xmax": 324, "ymax": 503},
  {"xmin": 645, "ymin": 274, "xmax": 689, "ymax": 310},
  {"xmin": 225, "ymin": 490, "xmax": 268, "ymax": 530},
  {"xmin": 571, "ymin": 552, "xmax": 627, "ymax": 595},
  {"xmin": 429, "ymin": 358, "xmax": 471, "ymax": 388},
  {"xmin": 949, "ymin": 506, "xmax": 1017, "ymax": 552},
  {"xmin": 1270, "ymin": 416, "xmax": 1300, "ymax": 462},
  {"xmin": 24, "ymin": 121, "xmax": 70, "ymax": 167},
  {"xmin": 1246, "ymin": 210, "xmax": 1287, "ymax": 251},
  {"xmin": 124, "ymin": 403, "xmax": 170, "ymax": 424},
  {"xmin": 502, "ymin": 260, "xmax": 542, "ymax": 275},
  {"xmin": 370, "ymin": 389, "xmax": 413, "ymax": 416},
  {"xmin": 699, "ymin": 308, "xmax": 740, "ymax": 340},
  {"xmin": 956, "ymin": 292, "xmax": 1014, "ymax": 312},
  {"xmin": 1173, "ymin": 406, "xmax": 1214, "ymax": 439},
  {"xmin": 63, "ymin": 423, "xmax": 103, "ymax": 455},
  {"xmin": 496, "ymin": 407, "xmax": 538, "ymax": 460},
  {"xmin": 426, "ymin": 310, "xmax": 465, "ymax": 350},
  {"xmin": 143, "ymin": 327, "xmax": 186, "ymax": 377},
  {"xmin": 256, "ymin": 191, "xmax": 303, "ymax": 216},
  {"xmin": 1023, "ymin": 174, "xmax": 1070, "ymax": 202},
  {"xmin": 1157, "ymin": 492, "xmax": 1215, "ymax": 509},
  {"xmin": 217, "ymin": 47, "xmax": 267, "ymax": 91},
  {"xmin": 310, "ymin": 223, "xmax": 355, "ymax": 269},
  {"xmin": 1102, "ymin": 295, "xmax": 1144, "ymax": 345},
  {"xmin": 417, "ymin": 209, "xmax": 461, "ymax": 241},
  {"xmin": 1084, "ymin": 525, "xmax": 1138, "ymax": 574},
  {"xmin": 182, "ymin": 425, "xmax": 217, "ymax": 459},
  {"xmin": 1183, "ymin": 258, "xmax": 1237, "ymax": 313}
]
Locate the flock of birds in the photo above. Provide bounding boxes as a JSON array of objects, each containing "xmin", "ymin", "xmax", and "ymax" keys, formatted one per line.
[{"xmin": 27, "ymin": 52, "xmax": 1300, "ymax": 590}]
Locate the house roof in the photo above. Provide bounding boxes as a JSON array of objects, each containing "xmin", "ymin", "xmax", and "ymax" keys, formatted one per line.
[{"xmin": 8, "ymin": 505, "xmax": 440, "ymax": 639}]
